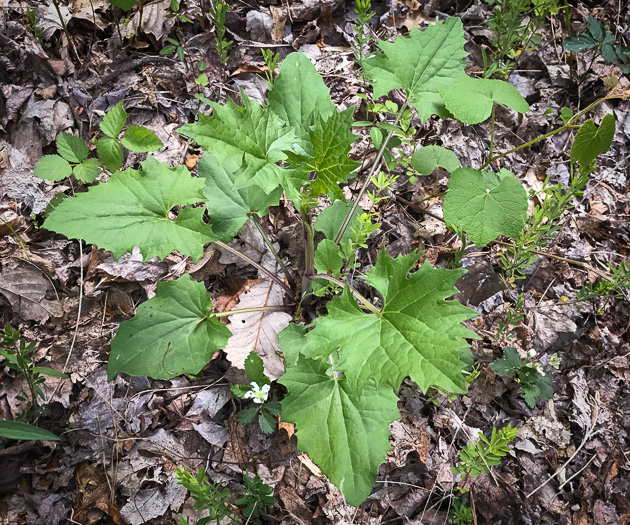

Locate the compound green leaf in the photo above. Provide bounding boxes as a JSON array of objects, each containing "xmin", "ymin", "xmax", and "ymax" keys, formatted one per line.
[
  {"xmin": 43, "ymin": 157, "xmax": 214, "ymax": 262},
  {"xmin": 362, "ymin": 18, "xmax": 467, "ymax": 122},
  {"xmin": 96, "ymin": 137, "xmax": 124, "ymax": 172},
  {"xmin": 0, "ymin": 420, "xmax": 59, "ymax": 441},
  {"xmin": 439, "ymin": 76, "xmax": 530, "ymax": 124},
  {"xmin": 56, "ymin": 132, "xmax": 89, "ymax": 163},
  {"xmin": 570, "ymin": 113, "xmax": 615, "ymax": 176},
  {"xmin": 72, "ymin": 158, "xmax": 101, "ymax": 182},
  {"xmin": 490, "ymin": 347, "xmax": 522, "ymax": 376},
  {"xmin": 443, "ymin": 167, "xmax": 527, "ymax": 246},
  {"xmin": 108, "ymin": 275, "xmax": 231, "ymax": 380},
  {"xmin": 33, "ymin": 155, "xmax": 72, "ymax": 181},
  {"xmin": 179, "ymin": 95, "xmax": 304, "ymax": 202},
  {"xmin": 279, "ymin": 354, "xmax": 400, "ymax": 506},
  {"xmin": 286, "ymin": 108, "xmax": 360, "ymax": 200},
  {"xmin": 198, "ymin": 153, "xmax": 282, "ymax": 242},
  {"xmin": 100, "ymin": 100, "xmax": 127, "ymax": 138},
  {"xmin": 412, "ymin": 145, "xmax": 460, "ymax": 175},
  {"xmin": 268, "ymin": 52, "xmax": 336, "ymax": 135},
  {"xmin": 121, "ymin": 125, "xmax": 164, "ymax": 152},
  {"xmin": 305, "ymin": 250, "xmax": 478, "ymax": 394}
]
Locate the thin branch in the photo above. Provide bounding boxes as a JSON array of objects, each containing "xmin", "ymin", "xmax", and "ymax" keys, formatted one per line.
[
  {"xmin": 252, "ymin": 214, "xmax": 296, "ymax": 290},
  {"xmin": 213, "ymin": 305, "xmax": 294, "ymax": 318},
  {"xmin": 306, "ymin": 273, "xmax": 380, "ymax": 314}
]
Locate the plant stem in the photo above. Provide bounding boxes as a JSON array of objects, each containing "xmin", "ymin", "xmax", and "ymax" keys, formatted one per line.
[
  {"xmin": 306, "ymin": 273, "xmax": 381, "ymax": 314},
  {"xmin": 251, "ymin": 214, "xmax": 296, "ymax": 290},
  {"xmin": 488, "ymin": 104, "xmax": 496, "ymax": 160},
  {"xmin": 300, "ymin": 208, "xmax": 316, "ymax": 300},
  {"xmin": 334, "ymin": 102, "xmax": 408, "ymax": 245},
  {"xmin": 51, "ymin": 0, "xmax": 80, "ymax": 61},
  {"xmin": 214, "ymin": 240, "xmax": 295, "ymax": 299},
  {"xmin": 479, "ymin": 94, "xmax": 612, "ymax": 170},
  {"xmin": 214, "ymin": 305, "xmax": 294, "ymax": 318}
]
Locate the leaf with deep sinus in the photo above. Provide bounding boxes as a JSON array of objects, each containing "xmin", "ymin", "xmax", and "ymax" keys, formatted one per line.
[
  {"xmin": 439, "ymin": 76, "xmax": 529, "ymax": 124},
  {"xmin": 304, "ymin": 250, "xmax": 478, "ymax": 394},
  {"xmin": 43, "ymin": 157, "xmax": 215, "ymax": 262},
  {"xmin": 199, "ymin": 153, "xmax": 282, "ymax": 242},
  {"xmin": 267, "ymin": 52, "xmax": 336, "ymax": 134},
  {"xmin": 178, "ymin": 94, "xmax": 304, "ymax": 202},
  {"xmin": 279, "ymin": 353, "xmax": 400, "ymax": 506},
  {"xmin": 443, "ymin": 167, "xmax": 528, "ymax": 246},
  {"xmin": 108, "ymin": 275, "xmax": 231, "ymax": 380},
  {"xmin": 286, "ymin": 108, "xmax": 360, "ymax": 200},
  {"xmin": 362, "ymin": 18, "xmax": 467, "ymax": 123},
  {"xmin": 570, "ymin": 113, "xmax": 615, "ymax": 176},
  {"xmin": 412, "ymin": 145, "xmax": 460, "ymax": 176}
]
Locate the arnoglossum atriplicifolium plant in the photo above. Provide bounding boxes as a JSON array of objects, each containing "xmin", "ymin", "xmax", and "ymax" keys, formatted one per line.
[{"xmin": 34, "ymin": 17, "xmax": 623, "ymax": 506}]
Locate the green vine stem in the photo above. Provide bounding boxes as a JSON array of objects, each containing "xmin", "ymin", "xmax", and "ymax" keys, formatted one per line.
[
  {"xmin": 300, "ymin": 208, "xmax": 316, "ymax": 302},
  {"xmin": 214, "ymin": 240, "xmax": 295, "ymax": 299},
  {"xmin": 334, "ymin": 102, "xmax": 408, "ymax": 245},
  {"xmin": 307, "ymin": 273, "xmax": 380, "ymax": 314},
  {"xmin": 214, "ymin": 305, "xmax": 294, "ymax": 317},
  {"xmin": 251, "ymin": 214, "xmax": 296, "ymax": 290}
]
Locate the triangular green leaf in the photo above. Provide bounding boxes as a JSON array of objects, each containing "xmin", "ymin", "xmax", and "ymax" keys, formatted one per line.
[
  {"xmin": 108, "ymin": 275, "xmax": 231, "ymax": 380},
  {"xmin": 362, "ymin": 18, "xmax": 467, "ymax": 122},
  {"xmin": 570, "ymin": 114, "xmax": 615, "ymax": 176},
  {"xmin": 279, "ymin": 354, "xmax": 400, "ymax": 505},
  {"xmin": 43, "ymin": 157, "xmax": 214, "ymax": 261},
  {"xmin": 33, "ymin": 155, "xmax": 72, "ymax": 181},
  {"xmin": 443, "ymin": 167, "xmax": 528, "ymax": 246},
  {"xmin": 314, "ymin": 238, "xmax": 344, "ymax": 275},
  {"xmin": 286, "ymin": 108, "xmax": 360, "ymax": 200},
  {"xmin": 56, "ymin": 132, "xmax": 89, "ymax": 163},
  {"xmin": 314, "ymin": 200, "xmax": 362, "ymax": 244},
  {"xmin": 304, "ymin": 250, "xmax": 478, "ymax": 394},
  {"xmin": 412, "ymin": 145, "xmax": 460, "ymax": 175},
  {"xmin": 0, "ymin": 420, "xmax": 59, "ymax": 441},
  {"xmin": 96, "ymin": 137, "xmax": 124, "ymax": 172},
  {"xmin": 268, "ymin": 52, "xmax": 336, "ymax": 135},
  {"xmin": 178, "ymin": 95, "xmax": 303, "ymax": 201},
  {"xmin": 72, "ymin": 158, "xmax": 101, "ymax": 182},
  {"xmin": 198, "ymin": 153, "xmax": 282, "ymax": 242},
  {"xmin": 244, "ymin": 350, "xmax": 268, "ymax": 385},
  {"xmin": 100, "ymin": 100, "xmax": 127, "ymax": 138},
  {"xmin": 439, "ymin": 76, "xmax": 530, "ymax": 124},
  {"xmin": 121, "ymin": 125, "xmax": 164, "ymax": 152}
]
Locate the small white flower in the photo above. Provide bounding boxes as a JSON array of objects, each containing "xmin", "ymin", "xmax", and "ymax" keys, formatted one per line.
[
  {"xmin": 528, "ymin": 349, "xmax": 537, "ymax": 358},
  {"xmin": 244, "ymin": 382, "xmax": 270, "ymax": 404}
]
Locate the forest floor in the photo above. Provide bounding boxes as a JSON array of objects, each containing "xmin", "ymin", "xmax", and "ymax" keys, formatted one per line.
[{"xmin": 1, "ymin": 0, "xmax": 630, "ymax": 524}]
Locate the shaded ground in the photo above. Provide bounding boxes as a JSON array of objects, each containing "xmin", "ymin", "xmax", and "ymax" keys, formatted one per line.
[{"xmin": 1, "ymin": 0, "xmax": 630, "ymax": 524}]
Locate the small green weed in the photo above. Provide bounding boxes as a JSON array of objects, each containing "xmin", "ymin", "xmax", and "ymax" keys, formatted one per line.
[{"xmin": 452, "ymin": 425, "xmax": 518, "ymax": 478}]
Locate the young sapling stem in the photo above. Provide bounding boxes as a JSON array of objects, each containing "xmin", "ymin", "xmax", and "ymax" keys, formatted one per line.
[
  {"xmin": 307, "ymin": 273, "xmax": 380, "ymax": 314},
  {"xmin": 251, "ymin": 214, "xmax": 296, "ymax": 290},
  {"xmin": 300, "ymin": 208, "xmax": 316, "ymax": 301},
  {"xmin": 489, "ymin": 104, "xmax": 496, "ymax": 160},
  {"xmin": 214, "ymin": 240, "xmax": 295, "ymax": 299}
]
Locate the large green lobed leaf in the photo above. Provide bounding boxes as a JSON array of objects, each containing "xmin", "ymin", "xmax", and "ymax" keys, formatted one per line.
[
  {"xmin": 443, "ymin": 167, "xmax": 528, "ymax": 246},
  {"xmin": 44, "ymin": 157, "xmax": 214, "ymax": 261},
  {"xmin": 108, "ymin": 275, "xmax": 231, "ymax": 380},
  {"xmin": 362, "ymin": 18, "xmax": 467, "ymax": 122},
  {"xmin": 279, "ymin": 354, "xmax": 400, "ymax": 506},
  {"xmin": 304, "ymin": 250, "xmax": 478, "ymax": 394}
]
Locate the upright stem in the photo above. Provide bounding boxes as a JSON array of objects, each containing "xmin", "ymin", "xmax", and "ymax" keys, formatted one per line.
[
  {"xmin": 307, "ymin": 274, "xmax": 380, "ymax": 314},
  {"xmin": 52, "ymin": 0, "xmax": 80, "ymax": 61},
  {"xmin": 251, "ymin": 214, "xmax": 296, "ymax": 290},
  {"xmin": 334, "ymin": 102, "xmax": 408, "ymax": 245},
  {"xmin": 300, "ymin": 208, "xmax": 316, "ymax": 300},
  {"xmin": 214, "ymin": 240, "xmax": 295, "ymax": 299},
  {"xmin": 488, "ymin": 104, "xmax": 496, "ymax": 161}
]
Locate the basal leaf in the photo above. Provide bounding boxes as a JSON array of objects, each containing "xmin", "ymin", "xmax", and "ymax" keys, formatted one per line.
[
  {"xmin": 412, "ymin": 145, "xmax": 460, "ymax": 175},
  {"xmin": 100, "ymin": 100, "xmax": 127, "ymax": 138},
  {"xmin": 72, "ymin": 158, "xmax": 101, "ymax": 182},
  {"xmin": 121, "ymin": 125, "xmax": 164, "ymax": 152},
  {"xmin": 439, "ymin": 77, "xmax": 529, "ymax": 124},
  {"xmin": 198, "ymin": 153, "xmax": 282, "ymax": 242},
  {"xmin": 362, "ymin": 18, "xmax": 467, "ymax": 122},
  {"xmin": 268, "ymin": 52, "xmax": 336, "ymax": 135},
  {"xmin": 0, "ymin": 420, "xmax": 59, "ymax": 441},
  {"xmin": 570, "ymin": 113, "xmax": 615, "ymax": 176},
  {"xmin": 443, "ymin": 167, "xmax": 528, "ymax": 246},
  {"xmin": 286, "ymin": 108, "xmax": 360, "ymax": 200},
  {"xmin": 491, "ymin": 347, "xmax": 522, "ymax": 376},
  {"xmin": 562, "ymin": 33, "xmax": 598, "ymax": 52},
  {"xmin": 314, "ymin": 238, "xmax": 344, "ymax": 274},
  {"xmin": 305, "ymin": 250, "xmax": 478, "ymax": 394},
  {"xmin": 279, "ymin": 354, "xmax": 400, "ymax": 506},
  {"xmin": 179, "ymin": 95, "xmax": 303, "ymax": 202},
  {"xmin": 44, "ymin": 157, "xmax": 214, "ymax": 261},
  {"xmin": 96, "ymin": 137, "xmax": 124, "ymax": 172},
  {"xmin": 56, "ymin": 132, "xmax": 89, "ymax": 163},
  {"xmin": 314, "ymin": 200, "xmax": 362, "ymax": 244},
  {"xmin": 108, "ymin": 275, "xmax": 231, "ymax": 380},
  {"xmin": 33, "ymin": 155, "xmax": 72, "ymax": 181}
]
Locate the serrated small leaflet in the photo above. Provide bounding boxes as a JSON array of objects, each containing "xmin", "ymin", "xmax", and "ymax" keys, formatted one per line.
[
  {"xmin": 33, "ymin": 155, "xmax": 72, "ymax": 181},
  {"xmin": 108, "ymin": 275, "xmax": 231, "ymax": 380},
  {"xmin": 56, "ymin": 132, "xmax": 89, "ymax": 163},
  {"xmin": 72, "ymin": 158, "xmax": 101, "ymax": 182},
  {"xmin": 100, "ymin": 100, "xmax": 127, "ymax": 138},
  {"xmin": 43, "ymin": 157, "xmax": 215, "ymax": 262},
  {"xmin": 121, "ymin": 125, "xmax": 164, "ymax": 152},
  {"xmin": 96, "ymin": 137, "xmax": 124, "ymax": 172}
]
